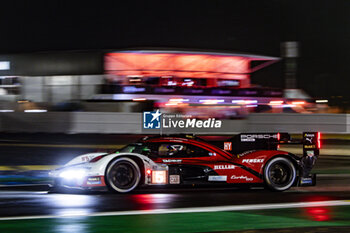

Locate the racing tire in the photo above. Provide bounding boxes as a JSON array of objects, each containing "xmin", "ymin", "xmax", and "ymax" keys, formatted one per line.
[
  {"xmin": 263, "ymin": 157, "xmax": 296, "ymax": 192},
  {"xmin": 106, "ymin": 157, "xmax": 141, "ymax": 193}
]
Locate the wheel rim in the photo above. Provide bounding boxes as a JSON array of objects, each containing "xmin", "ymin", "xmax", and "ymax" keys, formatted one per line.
[
  {"xmin": 109, "ymin": 161, "xmax": 137, "ymax": 190},
  {"xmin": 268, "ymin": 162, "xmax": 293, "ymax": 187}
]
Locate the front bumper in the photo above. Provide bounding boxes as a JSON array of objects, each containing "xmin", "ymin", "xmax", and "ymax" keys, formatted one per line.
[
  {"xmin": 52, "ymin": 176, "xmax": 107, "ymax": 190},
  {"xmin": 50, "ymin": 166, "xmax": 107, "ymax": 190}
]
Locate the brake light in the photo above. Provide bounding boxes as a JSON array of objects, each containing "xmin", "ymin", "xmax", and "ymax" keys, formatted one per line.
[
  {"xmin": 317, "ymin": 132, "xmax": 321, "ymax": 149},
  {"xmin": 277, "ymin": 132, "xmax": 280, "ymax": 141},
  {"xmin": 146, "ymin": 169, "xmax": 152, "ymax": 175}
]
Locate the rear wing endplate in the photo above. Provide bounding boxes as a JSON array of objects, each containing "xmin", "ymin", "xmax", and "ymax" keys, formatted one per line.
[{"xmin": 228, "ymin": 132, "xmax": 321, "ymax": 156}]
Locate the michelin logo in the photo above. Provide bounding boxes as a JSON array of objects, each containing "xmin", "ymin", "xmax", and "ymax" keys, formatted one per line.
[{"xmin": 143, "ymin": 110, "xmax": 162, "ymax": 129}]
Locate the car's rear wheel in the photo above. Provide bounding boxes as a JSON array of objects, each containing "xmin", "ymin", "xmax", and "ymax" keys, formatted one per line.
[
  {"xmin": 106, "ymin": 157, "xmax": 141, "ymax": 193},
  {"xmin": 264, "ymin": 157, "xmax": 296, "ymax": 191}
]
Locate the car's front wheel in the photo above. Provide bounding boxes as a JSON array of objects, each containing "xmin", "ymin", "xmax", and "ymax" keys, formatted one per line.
[
  {"xmin": 264, "ymin": 157, "xmax": 296, "ymax": 191},
  {"xmin": 106, "ymin": 157, "xmax": 141, "ymax": 193}
]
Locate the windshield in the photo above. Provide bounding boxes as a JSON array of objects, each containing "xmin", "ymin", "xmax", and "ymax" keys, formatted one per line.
[{"xmin": 117, "ymin": 143, "xmax": 150, "ymax": 155}]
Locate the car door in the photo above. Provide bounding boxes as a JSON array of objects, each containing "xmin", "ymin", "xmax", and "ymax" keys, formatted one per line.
[{"xmin": 148, "ymin": 142, "xmax": 217, "ymax": 183}]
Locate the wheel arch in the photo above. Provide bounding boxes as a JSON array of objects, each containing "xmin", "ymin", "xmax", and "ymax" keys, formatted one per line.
[
  {"xmin": 262, "ymin": 155, "xmax": 298, "ymax": 191},
  {"xmin": 104, "ymin": 154, "xmax": 146, "ymax": 185},
  {"xmin": 260, "ymin": 153, "xmax": 299, "ymax": 176}
]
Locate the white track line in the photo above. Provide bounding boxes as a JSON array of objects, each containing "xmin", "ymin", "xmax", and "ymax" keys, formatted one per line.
[{"xmin": 0, "ymin": 200, "xmax": 350, "ymax": 221}]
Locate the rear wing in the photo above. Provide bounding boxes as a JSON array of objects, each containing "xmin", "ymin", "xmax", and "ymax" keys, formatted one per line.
[
  {"xmin": 228, "ymin": 132, "xmax": 321, "ymax": 156},
  {"xmin": 301, "ymin": 132, "xmax": 321, "ymax": 158},
  {"xmin": 224, "ymin": 132, "xmax": 321, "ymax": 184}
]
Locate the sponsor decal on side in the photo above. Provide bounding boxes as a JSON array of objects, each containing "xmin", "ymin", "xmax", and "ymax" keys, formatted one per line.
[
  {"xmin": 240, "ymin": 134, "xmax": 278, "ymax": 142},
  {"xmin": 306, "ymin": 151, "xmax": 315, "ymax": 157},
  {"xmin": 305, "ymin": 137, "xmax": 313, "ymax": 144},
  {"xmin": 238, "ymin": 150, "xmax": 255, "ymax": 157},
  {"xmin": 81, "ymin": 156, "xmax": 90, "ymax": 162},
  {"xmin": 169, "ymin": 175, "xmax": 180, "ymax": 184},
  {"xmin": 162, "ymin": 159, "xmax": 182, "ymax": 163},
  {"xmin": 214, "ymin": 165, "xmax": 235, "ymax": 170},
  {"xmin": 208, "ymin": 176, "xmax": 227, "ymax": 181},
  {"xmin": 242, "ymin": 159, "xmax": 264, "ymax": 163},
  {"xmin": 300, "ymin": 177, "xmax": 313, "ymax": 185},
  {"xmin": 87, "ymin": 177, "xmax": 102, "ymax": 185},
  {"xmin": 224, "ymin": 142, "xmax": 232, "ymax": 151},
  {"xmin": 231, "ymin": 175, "xmax": 253, "ymax": 181}
]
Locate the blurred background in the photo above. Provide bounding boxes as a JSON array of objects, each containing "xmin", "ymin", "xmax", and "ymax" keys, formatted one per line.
[
  {"xmin": 0, "ymin": 1, "xmax": 350, "ymax": 232},
  {"xmin": 0, "ymin": 1, "xmax": 347, "ymax": 118}
]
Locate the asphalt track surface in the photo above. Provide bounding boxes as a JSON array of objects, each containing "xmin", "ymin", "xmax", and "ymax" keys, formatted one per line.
[
  {"xmin": 1, "ymin": 176, "xmax": 350, "ymax": 233},
  {"xmin": 0, "ymin": 175, "xmax": 348, "ymax": 218},
  {"xmin": 0, "ymin": 133, "xmax": 349, "ymax": 232}
]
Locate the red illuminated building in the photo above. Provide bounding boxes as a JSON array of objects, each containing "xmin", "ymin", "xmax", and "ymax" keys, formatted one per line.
[
  {"xmin": 105, "ymin": 49, "xmax": 279, "ymax": 89},
  {"xmin": 101, "ymin": 49, "xmax": 291, "ymax": 117}
]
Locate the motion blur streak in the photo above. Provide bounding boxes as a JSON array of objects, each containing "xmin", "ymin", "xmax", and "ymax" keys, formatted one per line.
[
  {"xmin": 55, "ymin": 218, "xmax": 88, "ymax": 233},
  {"xmin": 306, "ymin": 207, "xmax": 331, "ymax": 221},
  {"xmin": 56, "ymin": 209, "xmax": 91, "ymax": 217},
  {"xmin": 130, "ymin": 194, "xmax": 178, "ymax": 210},
  {"xmin": 0, "ymin": 200, "xmax": 349, "ymax": 221},
  {"xmin": 49, "ymin": 194, "xmax": 93, "ymax": 208}
]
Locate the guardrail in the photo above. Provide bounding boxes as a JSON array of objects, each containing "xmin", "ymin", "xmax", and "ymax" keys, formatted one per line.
[{"xmin": 0, "ymin": 112, "xmax": 348, "ymax": 134}]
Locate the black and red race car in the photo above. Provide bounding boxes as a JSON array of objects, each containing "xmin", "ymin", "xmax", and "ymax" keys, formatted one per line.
[{"xmin": 50, "ymin": 132, "xmax": 320, "ymax": 192}]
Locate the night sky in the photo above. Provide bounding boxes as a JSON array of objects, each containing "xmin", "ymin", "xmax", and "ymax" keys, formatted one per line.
[{"xmin": 1, "ymin": 1, "xmax": 350, "ymax": 103}]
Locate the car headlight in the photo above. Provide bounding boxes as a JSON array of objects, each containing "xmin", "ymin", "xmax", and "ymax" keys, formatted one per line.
[{"xmin": 59, "ymin": 168, "xmax": 87, "ymax": 180}]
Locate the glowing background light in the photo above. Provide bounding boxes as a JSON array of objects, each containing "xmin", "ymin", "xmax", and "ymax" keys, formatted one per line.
[
  {"xmin": 132, "ymin": 98, "xmax": 146, "ymax": 101},
  {"xmin": 165, "ymin": 102, "xmax": 178, "ymax": 106},
  {"xmin": 232, "ymin": 100, "xmax": 257, "ymax": 105},
  {"xmin": 231, "ymin": 100, "xmax": 245, "ymax": 104},
  {"xmin": 269, "ymin": 100, "xmax": 284, "ymax": 106},
  {"xmin": 24, "ymin": 109, "xmax": 47, "ymax": 113},
  {"xmin": 282, "ymin": 104, "xmax": 295, "ymax": 108},
  {"xmin": 0, "ymin": 61, "xmax": 10, "ymax": 70},
  {"xmin": 291, "ymin": 101, "xmax": 305, "ymax": 105},
  {"xmin": 169, "ymin": 98, "xmax": 189, "ymax": 102},
  {"xmin": 316, "ymin": 99, "xmax": 328, "ymax": 103},
  {"xmin": 199, "ymin": 99, "xmax": 225, "ymax": 104},
  {"xmin": 104, "ymin": 51, "xmax": 268, "ymax": 88},
  {"xmin": 0, "ymin": 110, "xmax": 14, "ymax": 112}
]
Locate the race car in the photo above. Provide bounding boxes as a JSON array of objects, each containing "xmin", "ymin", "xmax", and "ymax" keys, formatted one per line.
[{"xmin": 49, "ymin": 132, "xmax": 320, "ymax": 192}]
